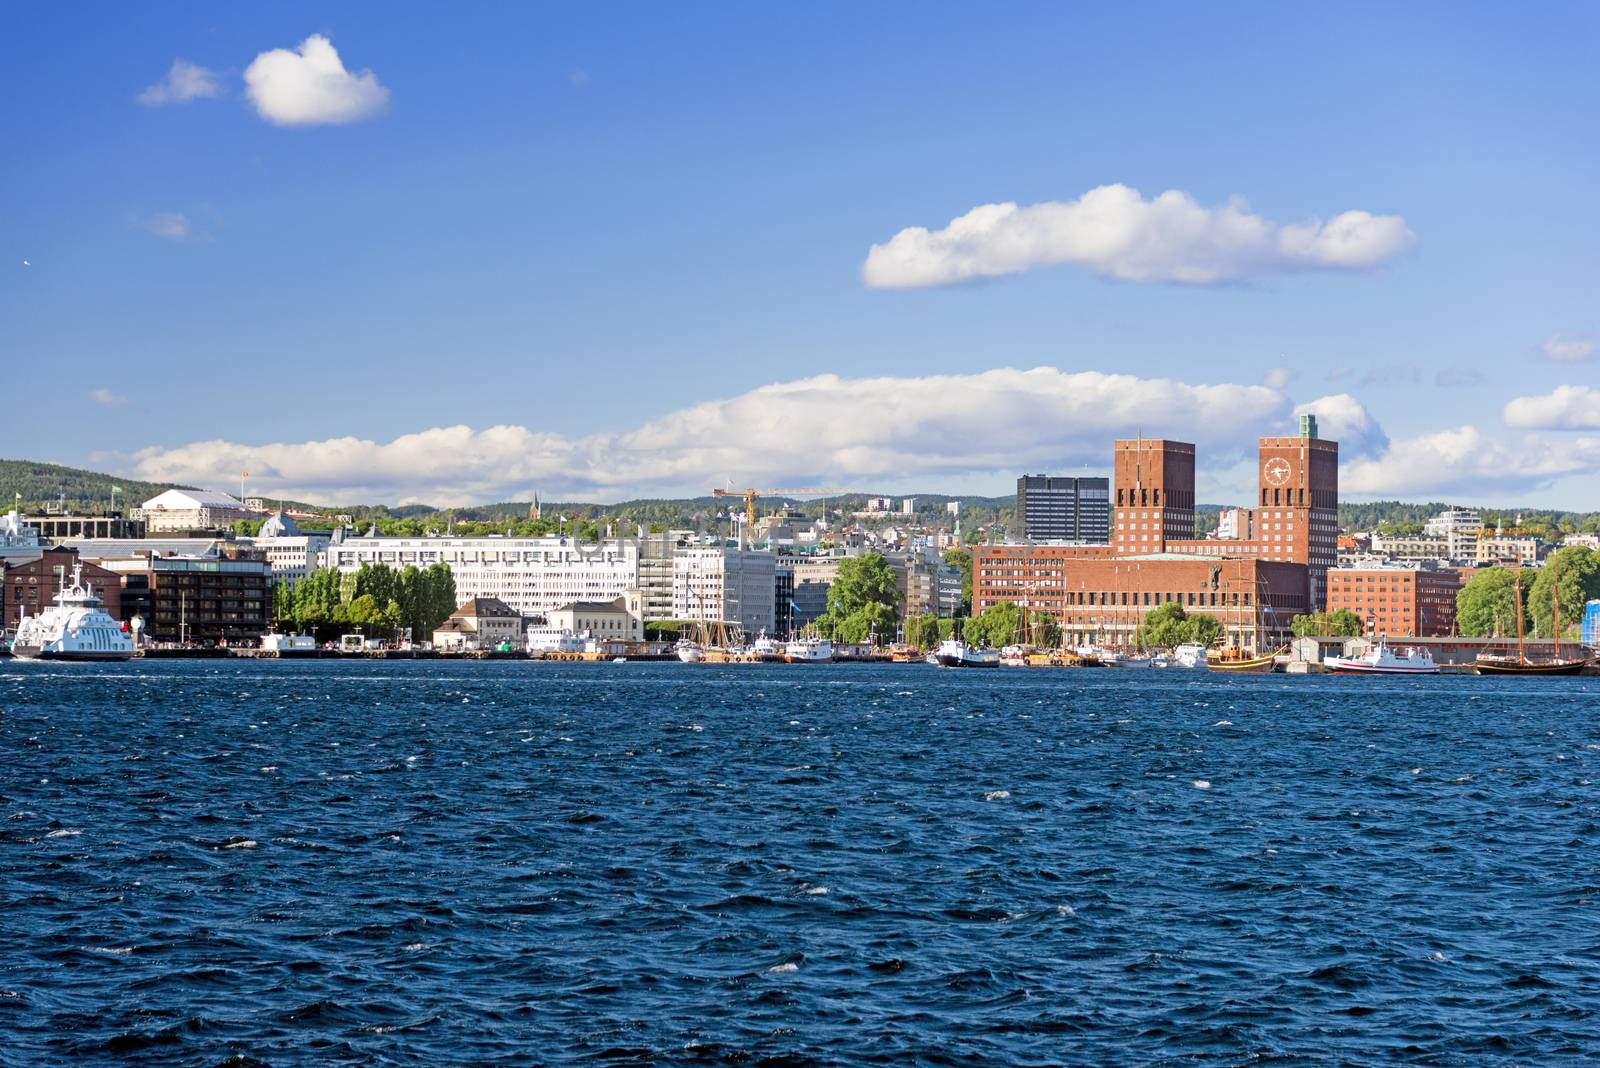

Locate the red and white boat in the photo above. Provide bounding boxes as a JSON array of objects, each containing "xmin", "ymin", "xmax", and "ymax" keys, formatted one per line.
[{"xmin": 1325, "ymin": 640, "xmax": 1439, "ymax": 675}]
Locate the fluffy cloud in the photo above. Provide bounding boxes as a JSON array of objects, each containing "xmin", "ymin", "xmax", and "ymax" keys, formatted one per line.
[
  {"xmin": 1540, "ymin": 332, "xmax": 1595, "ymax": 363},
  {"xmin": 102, "ymin": 367, "xmax": 1295, "ymax": 505},
  {"xmin": 1504, "ymin": 385, "xmax": 1600, "ymax": 430},
  {"xmin": 243, "ymin": 35, "xmax": 388, "ymax": 126},
  {"xmin": 861, "ymin": 184, "xmax": 1415, "ymax": 288},
  {"xmin": 138, "ymin": 212, "xmax": 194, "ymax": 240},
  {"xmin": 137, "ymin": 59, "xmax": 222, "ymax": 106},
  {"xmin": 1343, "ymin": 426, "xmax": 1600, "ymax": 496},
  {"xmin": 90, "ymin": 388, "xmax": 128, "ymax": 408}
]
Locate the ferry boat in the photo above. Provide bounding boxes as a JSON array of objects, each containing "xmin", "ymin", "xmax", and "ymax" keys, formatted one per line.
[
  {"xmin": 783, "ymin": 637, "xmax": 834, "ymax": 663},
  {"xmin": 11, "ymin": 563, "xmax": 135, "ymax": 661},
  {"xmin": 1325, "ymin": 640, "xmax": 1440, "ymax": 675},
  {"xmin": 935, "ymin": 638, "xmax": 1000, "ymax": 668},
  {"xmin": 750, "ymin": 632, "xmax": 783, "ymax": 660},
  {"xmin": 527, "ymin": 624, "xmax": 585, "ymax": 656}
]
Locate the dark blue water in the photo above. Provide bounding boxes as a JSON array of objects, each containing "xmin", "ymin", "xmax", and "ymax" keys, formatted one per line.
[{"xmin": 4, "ymin": 661, "xmax": 1600, "ymax": 1064}]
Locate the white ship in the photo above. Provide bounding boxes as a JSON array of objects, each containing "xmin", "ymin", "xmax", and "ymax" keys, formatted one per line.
[
  {"xmin": 1170, "ymin": 643, "xmax": 1208, "ymax": 669},
  {"xmin": 1325, "ymin": 640, "xmax": 1439, "ymax": 675},
  {"xmin": 11, "ymin": 563, "xmax": 135, "ymax": 662},
  {"xmin": 526, "ymin": 624, "xmax": 584, "ymax": 655},
  {"xmin": 783, "ymin": 637, "xmax": 834, "ymax": 663},
  {"xmin": 750, "ymin": 632, "xmax": 782, "ymax": 659},
  {"xmin": 675, "ymin": 639, "xmax": 703, "ymax": 663},
  {"xmin": 935, "ymin": 638, "xmax": 1000, "ymax": 668}
]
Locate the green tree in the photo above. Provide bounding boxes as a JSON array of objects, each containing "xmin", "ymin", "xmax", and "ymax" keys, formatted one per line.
[
  {"xmin": 814, "ymin": 553, "xmax": 900, "ymax": 644},
  {"xmin": 1456, "ymin": 567, "xmax": 1526, "ymax": 638},
  {"xmin": 1290, "ymin": 609, "xmax": 1365, "ymax": 638},
  {"xmin": 964, "ymin": 600, "xmax": 1023, "ymax": 648},
  {"xmin": 1525, "ymin": 547, "xmax": 1600, "ymax": 638},
  {"xmin": 1186, "ymin": 613, "xmax": 1223, "ymax": 646},
  {"xmin": 1137, "ymin": 602, "xmax": 1191, "ymax": 649},
  {"xmin": 905, "ymin": 613, "xmax": 941, "ymax": 650}
]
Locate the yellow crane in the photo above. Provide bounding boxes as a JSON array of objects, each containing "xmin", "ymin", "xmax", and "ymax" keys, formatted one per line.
[{"xmin": 712, "ymin": 487, "xmax": 850, "ymax": 532}]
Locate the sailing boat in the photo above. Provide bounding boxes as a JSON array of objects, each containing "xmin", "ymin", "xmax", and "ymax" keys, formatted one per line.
[
  {"xmin": 1475, "ymin": 558, "xmax": 1591, "ymax": 675},
  {"xmin": 1207, "ymin": 570, "xmax": 1282, "ymax": 673}
]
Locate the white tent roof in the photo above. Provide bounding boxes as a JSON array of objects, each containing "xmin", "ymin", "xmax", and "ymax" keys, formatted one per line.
[{"xmin": 142, "ymin": 488, "xmax": 246, "ymax": 511}]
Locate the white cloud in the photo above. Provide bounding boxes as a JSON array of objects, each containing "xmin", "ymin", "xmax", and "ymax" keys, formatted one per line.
[
  {"xmin": 1539, "ymin": 332, "xmax": 1595, "ymax": 363},
  {"xmin": 138, "ymin": 212, "xmax": 194, "ymax": 240},
  {"xmin": 1293, "ymin": 394, "xmax": 1388, "ymax": 458},
  {"xmin": 1504, "ymin": 385, "xmax": 1600, "ymax": 430},
  {"xmin": 243, "ymin": 34, "xmax": 388, "ymax": 126},
  {"xmin": 861, "ymin": 184, "xmax": 1415, "ymax": 288},
  {"xmin": 90, "ymin": 388, "xmax": 128, "ymax": 408},
  {"xmin": 1262, "ymin": 367, "xmax": 1292, "ymax": 390},
  {"xmin": 1343, "ymin": 426, "xmax": 1600, "ymax": 497},
  {"xmin": 138, "ymin": 59, "xmax": 222, "ymax": 106},
  {"xmin": 101, "ymin": 367, "xmax": 1293, "ymax": 505}
]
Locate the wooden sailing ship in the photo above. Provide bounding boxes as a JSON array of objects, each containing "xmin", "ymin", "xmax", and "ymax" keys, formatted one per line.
[{"xmin": 1474, "ymin": 557, "xmax": 1591, "ymax": 676}]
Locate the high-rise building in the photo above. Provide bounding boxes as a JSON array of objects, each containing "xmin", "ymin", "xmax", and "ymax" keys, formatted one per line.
[
  {"xmin": 673, "ymin": 546, "xmax": 777, "ymax": 637},
  {"xmin": 1016, "ymin": 475, "xmax": 1110, "ymax": 544},
  {"xmin": 1112, "ymin": 439, "xmax": 1195, "ymax": 554}
]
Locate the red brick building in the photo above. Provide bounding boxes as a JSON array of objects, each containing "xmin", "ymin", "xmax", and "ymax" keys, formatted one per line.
[
  {"xmin": 3, "ymin": 548, "xmax": 124, "ymax": 631},
  {"xmin": 1326, "ymin": 567, "xmax": 1462, "ymax": 637},
  {"xmin": 972, "ymin": 415, "xmax": 1337, "ymax": 651}
]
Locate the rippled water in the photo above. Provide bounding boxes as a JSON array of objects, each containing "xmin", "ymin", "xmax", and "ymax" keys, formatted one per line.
[{"xmin": 4, "ymin": 660, "xmax": 1600, "ymax": 1064}]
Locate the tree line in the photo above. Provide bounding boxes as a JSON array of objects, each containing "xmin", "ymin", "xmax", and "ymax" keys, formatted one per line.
[{"xmin": 271, "ymin": 562, "xmax": 457, "ymax": 641}]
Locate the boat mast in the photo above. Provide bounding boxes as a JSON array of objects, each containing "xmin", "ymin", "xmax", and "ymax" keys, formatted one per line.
[
  {"xmin": 1552, "ymin": 552, "xmax": 1561, "ymax": 664},
  {"xmin": 1514, "ymin": 569, "xmax": 1526, "ymax": 665}
]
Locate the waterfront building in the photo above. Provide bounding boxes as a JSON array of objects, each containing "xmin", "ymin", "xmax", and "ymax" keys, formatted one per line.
[
  {"xmin": 325, "ymin": 534, "xmax": 640, "ymax": 619},
  {"xmin": 774, "ymin": 564, "xmax": 795, "ymax": 637},
  {"xmin": 1325, "ymin": 565, "xmax": 1462, "ymax": 638},
  {"xmin": 975, "ymin": 549, "xmax": 1308, "ymax": 651},
  {"xmin": 25, "ymin": 511, "xmax": 145, "ymax": 542},
  {"xmin": 1475, "ymin": 535, "xmax": 1540, "ymax": 568},
  {"xmin": 544, "ymin": 595, "xmax": 644, "ymax": 643},
  {"xmin": 432, "ymin": 597, "xmax": 523, "ymax": 651},
  {"xmin": 784, "ymin": 554, "xmax": 840, "ymax": 630},
  {"xmin": 3, "ymin": 548, "xmax": 123, "ymax": 632},
  {"xmin": 673, "ymin": 545, "xmax": 776, "ymax": 637},
  {"xmin": 138, "ymin": 489, "xmax": 257, "ymax": 534},
  {"xmin": 1367, "ymin": 534, "xmax": 1450, "ymax": 562},
  {"xmin": 1016, "ymin": 475, "xmax": 1110, "ymax": 544},
  {"xmin": 97, "ymin": 546, "xmax": 271, "ymax": 644},
  {"xmin": 249, "ymin": 512, "xmax": 330, "ymax": 586},
  {"xmin": 1112, "ymin": 439, "xmax": 1196, "ymax": 554}
]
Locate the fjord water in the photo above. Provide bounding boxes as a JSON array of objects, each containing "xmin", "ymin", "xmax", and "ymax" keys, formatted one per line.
[{"xmin": 3, "ymin": 661, "xmax": 1599, "ymax": 1064}]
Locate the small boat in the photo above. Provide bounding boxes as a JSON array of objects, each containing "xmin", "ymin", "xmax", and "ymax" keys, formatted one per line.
[
  {"xmin": 750, "ymin": 632, "xmax": 783, "ymax": 661},
  {"xmin": 1000, "ymin": 643, "xmax": 1038, "ymax": 667},
  {"xmin": 1326, "ymin": 640, "xmax": 1440, "ymax": 675},
  {"xmin": 1170, "ymin": 643, "xmax": 1208, "ymax": 669},
  {"xmin": 675, "ymin": 639, "xmax": 703, "ymax": 664},
  {"xmin": 887, "ymin": 643, "xmax": 919, "ymax": 663},
  {"xmin": 11, "ymin": 563, "xmax": 135, "ymax": 662},
  {"xmin": 935, "ymin": 638, "xmax": 1000, "ymax": 668},
  {"xmin": 783, "ymin": 637, "xmax": 834, "ymax": 663},
  {"xmin": 611, "ymin": 656, "xmax": 627, "ymax": 664},
  {"xmin": 1206, "ymin": 645, "xmax": 1281, "ymax": 673}
]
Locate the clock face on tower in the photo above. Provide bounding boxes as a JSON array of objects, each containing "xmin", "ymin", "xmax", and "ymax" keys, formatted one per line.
[{"xmin": 1263, "ymin": 457, "xmax": 1293, "ymax": 486}]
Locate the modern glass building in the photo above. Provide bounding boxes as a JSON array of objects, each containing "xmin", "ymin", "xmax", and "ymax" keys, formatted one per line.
[{"xmin": 1016, "ymin": 475, "xmax": 1110, "ymax": 544}]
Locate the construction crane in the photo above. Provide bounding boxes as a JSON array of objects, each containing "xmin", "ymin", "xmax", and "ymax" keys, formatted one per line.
[{"xmin": 712, "ymin": 487, "xmax": 850, "ymax": 532}]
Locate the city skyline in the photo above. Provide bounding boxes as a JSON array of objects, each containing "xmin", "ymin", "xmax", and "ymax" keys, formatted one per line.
[{"xmin": 4, "ymin": 4, "xmax": 1598, "ymax": 508}]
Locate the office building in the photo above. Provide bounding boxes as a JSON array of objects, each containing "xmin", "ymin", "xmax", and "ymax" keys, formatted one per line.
[
  {"xmin": 673, "ymin": 545, "xmax": 776, "ymax": 637},
  {"xmin": 1016, "ymin": 475, "xmax": 1110, "ymax": 543},
  {"xmin": 1326, "ymin": 566, "xmax": 1462, "ymax": 637}
]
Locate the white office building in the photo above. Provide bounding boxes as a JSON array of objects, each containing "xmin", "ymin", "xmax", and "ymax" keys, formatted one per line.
[
  {"xmin": 326, "ymin": 534, "xmax": 641, "ymax": 619},
  {"xmin": 1423, "ymin": 508, "xmax": 1483, "ymax": 560},
  {"xmin": 139, "ymin": 489, "xmax": 257, "ymax": 533},
  {"xmin": 673, "ymin": 545, "xmax": 776, "ymax": 636}
]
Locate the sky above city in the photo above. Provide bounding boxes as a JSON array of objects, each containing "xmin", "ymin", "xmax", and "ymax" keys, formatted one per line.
[{"xmin": 4, "ymin": 3, "xmax": 1599, "ymax": 509}]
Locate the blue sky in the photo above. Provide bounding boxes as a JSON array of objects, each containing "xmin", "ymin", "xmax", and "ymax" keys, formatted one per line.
[{"xmin": 4, "ymin": 3, "xmax": 1598, "ymax": 506}]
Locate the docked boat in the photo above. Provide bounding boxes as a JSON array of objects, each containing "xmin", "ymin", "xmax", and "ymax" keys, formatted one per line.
[
  {"xmin": 1206, "ymin": 645, "xmax": 1280, "ymax": 673},
  {"xmin": 783, "ymin": 637, "xmax": 834, "ymax": 663},
  {"xmin": 887, "ymin": 642, "xmax": 920, "ymax": 663},
  {"xmin": 675, "ymin": 639, "xmax": 703, "ymax": 664},
  {"xmin": 1326, "ymin": 640, "xmax": 1440, "ymax": 675},
  {"xmin": 1473, "ymin": 559, "xmax": 1591, "ymax": 676},
  {"xmin": 1169, "ymin": 643, "xmax": 1208, "ymax": 669},
  {"xmin": 750, "ymin": 632, "xmax": 783, "ymax": 660},
  {"xmin": 935, "ymin": 638, "xmax": 1000, "ymax": 668},
  {"xmin": 11, "ymin": 563, "xmax": 135, "ymax": 661},
  {"xmin": 527, "ymin": 624, "xmax": 585, "ymax": 656}
]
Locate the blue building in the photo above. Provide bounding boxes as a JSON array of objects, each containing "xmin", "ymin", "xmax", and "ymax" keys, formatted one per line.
[{"xmin": 1584, "ymin": 599, "xmax": 1600, "ymax": 647}]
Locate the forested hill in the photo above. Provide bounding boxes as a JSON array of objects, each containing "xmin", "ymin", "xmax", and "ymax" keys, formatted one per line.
[{"xmin": 0, "ymin": 459, "xmax": 188, "ymax": 511}]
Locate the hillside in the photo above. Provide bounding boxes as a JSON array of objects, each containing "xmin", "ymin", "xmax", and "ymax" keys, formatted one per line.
[{"xmin": 0, "ymin": 459, "xmax": 191, "ymax": 512}]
